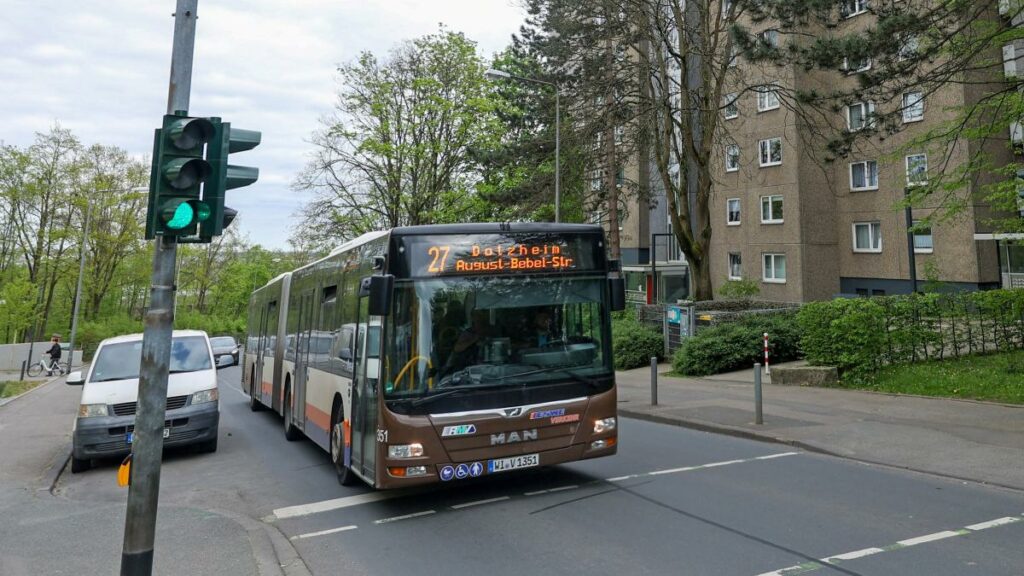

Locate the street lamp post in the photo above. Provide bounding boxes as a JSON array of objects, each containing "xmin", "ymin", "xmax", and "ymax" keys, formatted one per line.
[{"xmin": 485, "ymin": 68, "xmax": 561, "ymax": 222}]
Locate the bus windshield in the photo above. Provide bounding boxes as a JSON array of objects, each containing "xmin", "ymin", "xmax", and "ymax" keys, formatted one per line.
[{"xmin": 385, "ymin": 275, "xmax": 611, "ymax": 401}]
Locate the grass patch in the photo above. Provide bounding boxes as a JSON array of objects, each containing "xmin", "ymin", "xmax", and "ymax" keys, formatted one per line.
[
  {"xmin": 842, "ymin": 350, "xmax": 1024, "ymax": 404},
  {"xmin": 0, "ymin": 380, "xmax": 44, "ymax": 399}
]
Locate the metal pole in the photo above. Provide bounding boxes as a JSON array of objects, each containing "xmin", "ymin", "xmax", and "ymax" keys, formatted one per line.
[
  {"xmin": 650, "ymin": 356, "xmax": 658, "ymax": 406},
  {"xmin": 763, "ymin": 332, "xmax": 770, "ymax": 375},
  {"xmin": 68, "ymin": 198, "xmax": 91, "ymax": 371},
  {"xmin": 754, "ymin": 363, "xmax": 763, "ymax": 425},
  {"xmin": 650, "ymin": 233, "xmax": 657, "ymax": 304},
  {"xmin": 554, "ymin": 88, "xmax": 561, "ymax": 223},
  {"xmin": 19, "ymin": 360, "xmax": 26, "ymax": 382},
  {"xmin": 120, "ymin": 1, "xmax": 196, "ymax": 573}
]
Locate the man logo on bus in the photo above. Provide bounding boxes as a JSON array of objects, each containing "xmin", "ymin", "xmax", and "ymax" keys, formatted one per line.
[{"xmin": 490, "ymin": 429, "xmax": 538, "ymax": 445}]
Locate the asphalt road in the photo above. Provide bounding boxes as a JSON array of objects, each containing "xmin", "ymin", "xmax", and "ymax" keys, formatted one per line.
[{"xmin": 58, "ymin": 365, "xmax": 1024, "ymax": 576}]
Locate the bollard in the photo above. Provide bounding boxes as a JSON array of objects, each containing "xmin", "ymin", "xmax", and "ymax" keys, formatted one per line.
[
  {"xmin": 19, "ymin": 360, "xmax": 26, "ymax": 382},
  {"xmin": 763, "ymin": 333, "xmax": 770, "ymax": 375},
  {"xmin": 650, "ymin": 356, "xmax": 658, "ymax": 406},
  {"xmin": 754, "ymin": 362, "xmax": 763, "ymax": 425}
]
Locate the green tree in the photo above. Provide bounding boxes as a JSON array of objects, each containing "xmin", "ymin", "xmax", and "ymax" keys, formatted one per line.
[{"xmin": 293, "ymin": 28, "xmax": 505, "ymax": 250}]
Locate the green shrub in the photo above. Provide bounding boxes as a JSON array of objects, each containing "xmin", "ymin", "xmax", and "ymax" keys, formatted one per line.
[
  {"xmin": 797, "ymin": 298, "xmax": 887, "ymax": 379},
  {"xmin": 672, "ymin": 312, "xmax": 801, "ymax": 376},
  {"xmin": 612, "ymin": 317, "xmax": 663, "ymax": 370},
  {"xmin": 718, "ymin": 279, "xmax": 760, "ymax": 299}
]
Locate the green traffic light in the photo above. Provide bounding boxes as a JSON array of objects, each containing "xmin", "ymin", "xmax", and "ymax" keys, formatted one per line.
[
  {"xmin": 165, "ymin": 201, "xmax": 194, "ymax": 230},
  {"xmin": 195, "ymin": 201, "xmax": 211, "ymax": 222}
]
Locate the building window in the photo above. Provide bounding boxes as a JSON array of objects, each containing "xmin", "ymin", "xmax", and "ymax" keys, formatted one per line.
[
  {"xmin": 849, "ymin": 160, "xmax": 879, "ymax": 191},
  {"xmin": 906, "ymin": 153, "xmax": 928, "ymax": 185},
  {"xmin": 913, "ymin": 220, "xmax": 933, "ymax": 253},
  {"xmin": 589, "ymin": 170, "xmax": 602, "ymax": 192},
  {"xmin": 615, "ymin": 166, "xmax": 625, "ymax": 188},
  {"xmin": 759, "ymin": 137, "xmax": 782, "ymax": 166},
  {"xmin": 843, "ymin": 56, "xmax": 871, "ymax": 73},
  {"xmin": 729, "ymin": 44, "xmax": 739, "ymax": 67},
  {"xmin": 761, "ymin": 194, "xmax": 784, "ymax": 223},
  {"xmin": 902, "ymin": 91, "xmax": 925, "ymax": 122},
  {"xmin": 762, "ymin": 253, "xmax": 787, "ymax": 283},
  {"xmin": 840, "ymin": 0, "xmax": 869, "ymax": 18},
  {"xmin": 847, "ymin": 101, "xmax": 876, "ymax": 131},
  {"xmin": 727, "ymin": 198, "xmax": 741, "ymax": 225},
  {"xmin": 898, "ymin": 35, "xmax": 918, "ymax": 62},
  {"xmin": 724, "ymin": 93, "xmax": 739, "ymax": 119},
  {"xmin": 725, "ymin": 144, "xmax": 740, "ymax": 172},
  {"xmin": 759, "ymin": 29, "xmax": 779, "ymax": 48},
  {"xmin": 853, "ymin": 221, "xmax": 883, "ymax": 253},
  {"xmin": 757, "ymin": 84, "xmax": 780, "ymax": 112},
  {"xmin": 728, "ymin": 252, "xmax": 743, "ymax": 280}
]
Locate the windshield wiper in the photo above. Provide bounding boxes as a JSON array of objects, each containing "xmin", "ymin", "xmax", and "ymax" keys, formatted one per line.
[
  {"xmin": 491, "ymin": 365, "xmax": 603, "ymax": 388},
  {"xmin": 402, "ymin": 382, "xmax": 513, "ymax": 408}
]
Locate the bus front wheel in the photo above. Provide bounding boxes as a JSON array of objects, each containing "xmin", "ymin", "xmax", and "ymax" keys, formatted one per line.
[
  {"xmin": 330, "ymin": 411, "xmax": 360, "ymax": 486},
  {"xmin": 249, "ymin": 371, "xmax": 263, "ymax": 412}
]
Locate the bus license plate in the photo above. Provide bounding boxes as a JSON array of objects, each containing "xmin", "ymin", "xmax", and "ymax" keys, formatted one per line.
[
  {"xmin": 126, "ymin": 429, "xmax": 170, "ymax": 444},
  {"xmin": 488, "ymin": 454, "xmax": 539, "ymax": 473}
]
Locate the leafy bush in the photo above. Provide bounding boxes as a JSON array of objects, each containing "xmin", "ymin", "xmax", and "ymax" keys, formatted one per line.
[
  {"xmin": 797, "ymin": 298, "xmax": 888, "ymax": 380},
  {"xmin": 612, "ymin": 316, "xmax": 663, "ymax": 370},
  {"xmin": 718, "ymin": 279, "xmax": 760, "ymax": 299},
  {"xmin": 673, "ymin": 312, "xmax": 801, "ymax": 376}
]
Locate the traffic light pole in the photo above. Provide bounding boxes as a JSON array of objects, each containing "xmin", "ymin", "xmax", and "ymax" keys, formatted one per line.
[{"xmin": 120, "ymin": 1, "xmax": 197, "ymax": 574}]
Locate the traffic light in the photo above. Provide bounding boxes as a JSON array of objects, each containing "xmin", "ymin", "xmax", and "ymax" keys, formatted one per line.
[
  {"xmin": 145, "ymin": 112, "xmax": 215, "ymax": 239},
  {"xmin": 201, "ymin": 119, "xmax": 260, "ymax": 241}
]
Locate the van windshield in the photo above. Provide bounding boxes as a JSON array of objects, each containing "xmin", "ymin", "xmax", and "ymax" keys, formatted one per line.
[{"xmin": 89, "ymin": 336, "xmax": 213, "ymax": 383}]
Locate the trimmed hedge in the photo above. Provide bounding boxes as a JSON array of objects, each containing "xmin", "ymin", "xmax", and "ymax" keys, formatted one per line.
[
  {"xmin": 612, "ymin": 316, "xmax": 663, "ymax": 370},
  {"xmin": 672, "ymin": 312, "xmax": 802, "ymax": 376}
]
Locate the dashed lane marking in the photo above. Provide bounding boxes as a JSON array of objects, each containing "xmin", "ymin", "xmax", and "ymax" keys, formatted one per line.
[
  {"xmin": 755, "ymin": 514, "xmax": 1024, "ymax": 576},
  {"xmin": 271, "ymin": 491, "xmax": 417, "ymax": 521},
  {"xmin": 450, "ymin": 496, "xmax": 510, "ymax": 510},
  {"xmin": 525, "ymin": 485, "xmax": 579, "ymax": 496},
  {"xmin": 607, "ymin": 452, "xmax": 799, "ymax": 483},
  {"xmin": 373, "ymin": 510, "xmax": 436, "ymax": 524},
  {"xmin": 290, "ymin": 525, "xmax": 358, "ymax": 540}
]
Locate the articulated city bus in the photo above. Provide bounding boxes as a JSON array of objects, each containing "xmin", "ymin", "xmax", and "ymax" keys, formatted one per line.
[{"xmin": 243, "ymin": 223, "xmax": 625, "ymax": 489}]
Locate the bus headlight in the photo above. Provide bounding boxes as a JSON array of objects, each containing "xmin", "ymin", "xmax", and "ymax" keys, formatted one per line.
[
  {"xmin": 191, "ymin": 388, "xmax": 219, "ymax": 405},
  {"xmin": 78, "ymin": 404, "xmax": 108, "ymax": 418},
  {"xmin": 388, "ymin": 443, "xmax": 424, "ymax": 458},
  {"xmin": 593, "ymin": 417, "xmax": 617, "ymax": 434}
]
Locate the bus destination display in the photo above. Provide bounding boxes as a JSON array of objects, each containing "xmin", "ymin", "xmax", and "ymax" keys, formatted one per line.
[{"xmin": 401, "ymin": 233, "xmax": 602, "ymax": 276}]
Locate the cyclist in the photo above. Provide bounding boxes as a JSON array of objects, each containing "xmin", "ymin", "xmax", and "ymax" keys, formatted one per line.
[{"xmin": 46, "ymin": 334, "xmax": 62, "ymax": 376}]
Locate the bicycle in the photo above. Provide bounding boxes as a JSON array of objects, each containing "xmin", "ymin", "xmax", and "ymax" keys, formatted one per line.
[{"xmin": 26, "ymin": 357, "xmax": 67, "ymax": 378}]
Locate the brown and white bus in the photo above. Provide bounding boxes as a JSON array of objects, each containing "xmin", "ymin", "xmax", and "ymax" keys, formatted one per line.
[{"xmin": 243, "ymin": 223, "xmax": 625, "ymax": 489}]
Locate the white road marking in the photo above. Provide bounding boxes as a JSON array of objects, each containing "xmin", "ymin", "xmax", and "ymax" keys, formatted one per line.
[
  {"xmin": 548, "ymin": 484, "xmax": 578, "ymax": 493},
  {"xmin": 272, "ymin": 491, "xmax": 409, "ymax": 520},
  {"xmin": 755, "ymin": 452, "xmax": 800, "ymax": 460},
  {"xmin": 450, "ymin": 496, "xmax": 510, "ymax": 510},
  {"xmin": 605, "ymin": 474, "xmax": 639, "ymax": 482},
  {"xmin": 823, "ymin": 547, "xmax": 883, "ymax": 562},
  {"xmin": 648, "ymin": 465, "xmax": 699, "ymax": 476},
  {"xmin": 755, "ymin": 514, "xmax": 1024, "ymax": 576},
  {"xmin": 374, "ymin": 510, "xmax": 436, "ymax": 524},
  {"xmin": 897, "ymin": 530, "xmax": 961, "ymax": 547},
  {"xmin": 965, "ymin": 516, "xmax": 1020, "ymax": 531},
  {"xmin": 290, "ymin": 525, "xmax": 358, "ymax": 540}
]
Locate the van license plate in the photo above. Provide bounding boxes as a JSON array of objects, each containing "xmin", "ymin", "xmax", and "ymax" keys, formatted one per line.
[
  {"xmin": 126, "ymin": 429, "xmax": 170, "ymax": 444},
  {"xmin": 488, "ymin": 454, "xmax": 539, "ymax": 473}
]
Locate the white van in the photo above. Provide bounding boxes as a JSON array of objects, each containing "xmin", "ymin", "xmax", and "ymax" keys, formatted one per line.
[{"xmin": 66, "ymin": 330, "xmax": 222, "ymax": 473}]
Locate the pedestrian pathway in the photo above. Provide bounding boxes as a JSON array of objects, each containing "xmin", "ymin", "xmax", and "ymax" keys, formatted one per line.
[{"xmin": 616, "ymin": 362, "xmax": 1024, "ymax": 491}]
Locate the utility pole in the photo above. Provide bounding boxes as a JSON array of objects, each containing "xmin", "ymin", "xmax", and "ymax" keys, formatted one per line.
[
  {"xmin": 67, "ymin": 198, "xmax": 92, "ymax": 371},
  {"xmin": 120, "ymin": 1, "xmax": 198, "ymax": 573}
]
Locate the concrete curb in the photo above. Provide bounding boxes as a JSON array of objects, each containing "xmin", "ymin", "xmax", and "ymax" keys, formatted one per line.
[
  {"xmin": 208, "ymin": 507, "xmax": 312, "ymax": 576},
  {"xmin": 41, "ymin": 448, "xmax": 72, "ymax": 495},
  {"xmin": 618, "ymin": 407, "xmax": 1024, "ymax": 494}
]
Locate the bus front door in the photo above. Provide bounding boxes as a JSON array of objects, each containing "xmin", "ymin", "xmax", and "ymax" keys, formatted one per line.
[{"xmin": 351, "ymin": 321, "xmax": 378, "ymax": 486}]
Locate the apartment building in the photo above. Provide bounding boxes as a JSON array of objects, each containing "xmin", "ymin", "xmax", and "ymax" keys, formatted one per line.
[{"xmin": 610, "ymin": 1, "xmax": 1020, "ymax": 303}]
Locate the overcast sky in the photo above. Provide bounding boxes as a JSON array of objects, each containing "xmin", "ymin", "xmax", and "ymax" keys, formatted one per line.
[{"xmin": 0, "ymin": 0, "xmax": 525, "ymax": 249}]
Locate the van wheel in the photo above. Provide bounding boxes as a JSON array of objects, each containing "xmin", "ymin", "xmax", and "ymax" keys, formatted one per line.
[
  {"xmin": 70, "ymin": 456, "xmax": 91, "ymax": 474},
  {"xmin": 283, "ymin": 389, "xmax": 301, "ymax": 441},
  {"xmin": 330, "ymin": 412, "xmax": 360, "ymax": 486}
]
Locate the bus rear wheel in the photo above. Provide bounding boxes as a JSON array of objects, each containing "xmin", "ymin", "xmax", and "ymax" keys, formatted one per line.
[
  {"xmin": 284, "ymin": 388, "xmax": 301, "ymax": 441},
  {"xmin": 330, "ymin": 412, "xmax": 360, "ymax": 486},
  {"xmin": 248, "ymin": 372, "xmax": 263, "ymax": 412}
]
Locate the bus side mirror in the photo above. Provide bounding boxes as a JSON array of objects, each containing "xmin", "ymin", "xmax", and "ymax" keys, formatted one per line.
[
  {"xmin": 361, "ymin": 275, "xmax": 394, "ymax": 317},
  {"xmin": 609, "ymin": 277, "xmax": 626, "ymax": 311}
]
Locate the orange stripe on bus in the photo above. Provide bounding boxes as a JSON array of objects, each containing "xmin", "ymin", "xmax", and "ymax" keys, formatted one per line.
[
  {"xmin": 261, "ymin": 382, "xmax": 272, "ymax": 395},
  {"xmin": 306, "ymin": 403, "xmax": 331, "ymax": 431}
]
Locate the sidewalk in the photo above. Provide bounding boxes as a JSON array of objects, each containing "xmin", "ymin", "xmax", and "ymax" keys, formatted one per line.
[
  {"xmin": 616, "ymin": 362, "xmax": 1024, "ymax": 491},
  {"xmin": 0, "ymin": 377, "xmax": 281, "ymax": 576}
]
